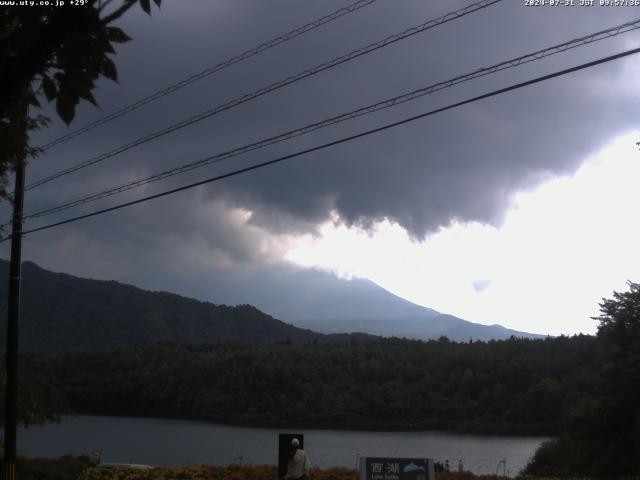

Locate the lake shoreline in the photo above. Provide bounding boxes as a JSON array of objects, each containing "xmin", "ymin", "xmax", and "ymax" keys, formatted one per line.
[
  {"xmin": 19, "ymin": 415, "xmax": 546, "ymax": 475},
  {"xmin": 63, "ymin": 411, "xmax": 556, "ymax": 437}
]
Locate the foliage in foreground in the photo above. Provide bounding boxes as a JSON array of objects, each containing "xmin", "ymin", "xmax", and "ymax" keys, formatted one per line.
[
  {"xmin": 2, "ymin": 455, "xmax": 622, "ymax": 480},
  {"xmin": 524, "ymin": 282, "xmax": 640, "ymax": 478},
  {"xmin": 7, "ymin": 454, "xmax": 91, "ymax": 480},
  {"xmin": 79, "ymin": 465, "xmax": 355, "ymax": 480},
  {"xmin": 0, "ymin": 1, "xmax": 162, "ymax": 202},
  {"xmin": 77, "ymin": 466, "xmax": 603, "ymax": 480}
]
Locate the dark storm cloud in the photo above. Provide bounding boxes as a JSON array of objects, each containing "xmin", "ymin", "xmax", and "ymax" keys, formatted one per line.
[
  {"xmin": 6, "ymin": 0, "xmax": 640, "ymax": 275},
  {"xmin": 2, "ymin": 191, "xmax": 289, "ymax": 299}
]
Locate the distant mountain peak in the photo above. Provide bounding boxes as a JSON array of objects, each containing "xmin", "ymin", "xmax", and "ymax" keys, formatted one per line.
[
  {"xmin": 201, "ymin": 265, "xmax": 544, "ymax": 341},
  {"xmin": 0, "ymin": 259, "xmax": 543, "ymax": 349}
]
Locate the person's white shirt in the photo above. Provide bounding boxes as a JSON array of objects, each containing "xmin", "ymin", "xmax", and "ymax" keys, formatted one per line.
[{"xmin": 286, "ymin": 449, "xmax": 311, "ymax": 479}]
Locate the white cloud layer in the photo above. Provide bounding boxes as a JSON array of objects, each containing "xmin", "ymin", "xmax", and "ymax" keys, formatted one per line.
[{"xmin": 286, "ymin": 131, "xmax": 640, "ymax": 335}]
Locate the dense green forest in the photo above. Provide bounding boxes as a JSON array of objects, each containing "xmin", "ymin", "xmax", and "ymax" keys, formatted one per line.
[{"xmin": 17, "ymin": 335, "xmax": 597, "ymax": 435}]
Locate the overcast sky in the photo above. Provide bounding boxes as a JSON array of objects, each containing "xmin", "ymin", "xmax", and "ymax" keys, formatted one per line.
[{"xmin": 3, "ymin": 0, "xmax": 640, "ymax": 335}]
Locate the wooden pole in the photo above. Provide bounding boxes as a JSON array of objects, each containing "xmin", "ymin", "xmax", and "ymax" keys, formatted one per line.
[{"xmin": 2, "ymin": 109, "xmax": 27, "ymax": 480}]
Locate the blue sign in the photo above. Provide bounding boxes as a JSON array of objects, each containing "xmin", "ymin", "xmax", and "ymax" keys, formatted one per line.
[{"xmin": 360, "ymin": 457, "xmax": 434, "ymax": 480}]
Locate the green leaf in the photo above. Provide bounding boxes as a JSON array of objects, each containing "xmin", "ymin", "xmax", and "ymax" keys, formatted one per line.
[
  {"xmin": 65, "ymin": 68, "xmax": 84, "ymax": 91},
  {"xmin": 41, "ymin": 76, "xmax": 57, "ymax": 102},
  {"xmin": 100, "ymin": 57, "xmax": 118, "ymax": 83},
  {"xmin": 28, "ymin": 95, "xmax": 41, "ymax": 108},
  {"xmin": 99, "ymin": 36, "xmax": 116, "ymax": 54},
  {"xmin": 56, "ymin": 86, "xmax": 77, "ymax": 125},
  {"xmin": 56, "ymin": 97, "xmax": 75, "ymax": 125},
  {"xmin": 140, "ymin": 0, "xmax": 151, "ymax": 14},
  {"xmin": 104, "ymin": 26, "xmax": 131, "ymax": 44},
  {"xmin": 79, "ymin": 89, "xmax": 98, "ymax": 107}
]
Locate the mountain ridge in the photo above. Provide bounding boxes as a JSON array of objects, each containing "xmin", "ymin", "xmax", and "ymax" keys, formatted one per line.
[
  {"xmin": 0, "ymin": 260, "xmax": 374, "ymax": 351},
  {"xmin": 0, "ymin": 260, "xmax": 542, "ymax": 351},
  {"xmin": 225, "ymin": 267, "xmax": 544, "ymax": 341}
]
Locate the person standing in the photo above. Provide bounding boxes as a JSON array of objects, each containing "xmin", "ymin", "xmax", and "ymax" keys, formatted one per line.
[{"xmin": 285, "ymin": 438, "xmax": 311, "ymax": 480}]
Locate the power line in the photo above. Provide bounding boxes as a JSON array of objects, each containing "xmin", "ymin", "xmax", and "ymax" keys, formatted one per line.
[
  {"xmin": 25, "ymin": 0, "xmax": 502, "ymax": 191},
  {"xmin": 37, "ymin": 0, "xmax": 383, "ymax": 152},
  {"xmin": 20, "ymin": 17, "xmax": 640, "ymax": 221},
  {"xmin": 8, "ymin": 46, "xmax": 639, "ymax": 240}
]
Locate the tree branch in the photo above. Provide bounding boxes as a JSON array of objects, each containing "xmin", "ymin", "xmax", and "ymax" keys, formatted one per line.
[{"xmin": 100, "ymin": 0, "xmax": 137, "ymax": 25}]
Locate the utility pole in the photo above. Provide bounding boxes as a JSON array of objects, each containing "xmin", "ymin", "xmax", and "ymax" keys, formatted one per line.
[{"xmin": 3, "ymin": 105, "xmax": 27, "ymax": 480}]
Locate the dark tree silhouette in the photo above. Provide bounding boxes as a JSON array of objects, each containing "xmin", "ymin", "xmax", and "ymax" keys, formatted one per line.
[
  {"xmin": 526, "ymin": 281, "xmax": 640, "ymax": 477},
  {"xmin": 0, "ymin": 0, "xmax": 161, "ymax": 200},
  {"xmin": 0, "ymin": 0, "xmax": 161, "ymax": 427}
]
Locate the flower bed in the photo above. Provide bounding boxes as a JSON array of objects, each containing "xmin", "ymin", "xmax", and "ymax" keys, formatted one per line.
[
  {"xmin": 78, "ymin": 465, "xmax": 598, "ymax": 480},
  {"xmin": 79, "ymin": 465, "xmax": 359, "ymax": 480}
]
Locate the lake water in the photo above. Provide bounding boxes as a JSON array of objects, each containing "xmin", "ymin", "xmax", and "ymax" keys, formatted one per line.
[{"xmin": 18, "ymin": 415, "xmax": 548, "ymax": 476}]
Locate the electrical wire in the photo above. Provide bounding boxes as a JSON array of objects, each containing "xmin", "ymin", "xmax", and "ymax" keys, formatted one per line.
[
  {"xmin": 20, "ymin": 17, "xmax": 640, "ymax": 222},
  {"xmin": 6, "ymin": 46, "xmax": 639, "ymax": 240},
  {"xmin": 38, "ymin": 0, "xmax": 383, "ymax": 151},
  {"xmin": 25, "ymin": 0, "xmax": 502, "ymax": 191}
]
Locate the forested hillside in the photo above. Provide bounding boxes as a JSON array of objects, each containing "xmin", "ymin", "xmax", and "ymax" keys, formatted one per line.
[
  {"xmin": 20, "ymin": 335, "xmax": 597, "ymax": 434},
  {"xmin": 0, "ymin": 261, "xmax": 373, "ymax": 350},
  {"xmin": 0, "ymin": 260, "xmax": 540, "ymax": 349}
]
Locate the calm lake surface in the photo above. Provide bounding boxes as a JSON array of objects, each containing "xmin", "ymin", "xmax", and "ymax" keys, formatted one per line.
[{"xmin": 18, "ymin": 415, "xmax": 548, "ymax": 476}]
